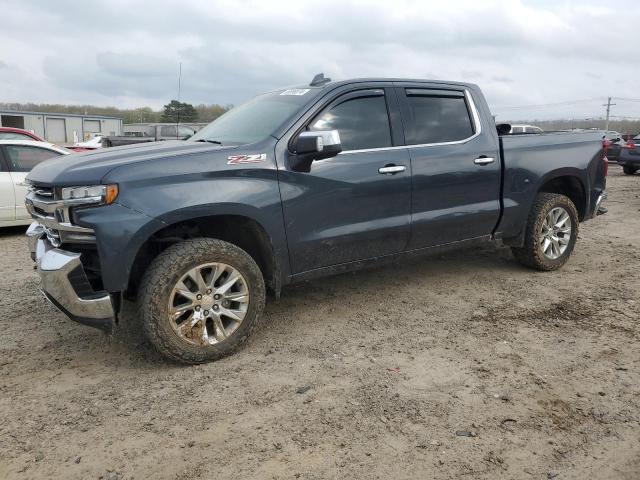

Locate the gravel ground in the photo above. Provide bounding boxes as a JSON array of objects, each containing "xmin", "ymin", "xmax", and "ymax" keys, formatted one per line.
[{"xmin": 1, "ymin": 166, "xmax": 638, "ymax": 480}]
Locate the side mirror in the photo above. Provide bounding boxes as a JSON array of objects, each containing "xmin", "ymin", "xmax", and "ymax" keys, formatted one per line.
[{"xmin": 290, "ymin": 130, "xmax": 342, "ymax": 172}]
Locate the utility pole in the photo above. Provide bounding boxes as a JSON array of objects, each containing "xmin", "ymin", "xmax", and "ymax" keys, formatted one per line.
[
  {"xmin": 603, "ymin": 97, "xmax": 616, "ymax": 131},
  {"xmin": 176, "ymin": 62, "xmax": 182, "ymax": 138}
]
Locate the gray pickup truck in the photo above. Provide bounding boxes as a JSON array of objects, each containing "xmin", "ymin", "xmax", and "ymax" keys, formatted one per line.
[
  {"xmin": 24, "ymin": 75, "xmax": 607, "ymax": 364},
  {"xmin": 102, "ymin": 123, "xmax": 195, "ymax": 147}
]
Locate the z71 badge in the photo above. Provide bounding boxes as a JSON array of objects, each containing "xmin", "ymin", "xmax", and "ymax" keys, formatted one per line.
[{"xmin": 227, "ymin": 153, "xmax": 267, "ymax": 165}]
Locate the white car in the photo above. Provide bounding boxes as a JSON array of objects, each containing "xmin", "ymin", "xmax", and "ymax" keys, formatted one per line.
[
  {"xmin": 73, "ymin": 135, "xmax": 103, "ymax": 149},
  {"xmin": 509, "ymin": 124, "xmax": 544, "ymax": 134},
  {"xmin": 0, "ymin": 140, "xmax": 70, "ymax": 227}
]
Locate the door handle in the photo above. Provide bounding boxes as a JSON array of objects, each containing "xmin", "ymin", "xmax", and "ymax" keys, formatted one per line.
[
  {"xmin": 474, "ymin": 156, "xmax": 495, "ymax": 165},
  {"xmin": 378, "ymin": 165, "xmax": 406, "ymax": 175}
]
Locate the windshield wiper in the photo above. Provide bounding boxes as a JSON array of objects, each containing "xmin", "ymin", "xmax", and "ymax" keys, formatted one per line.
[{"xmin": 195, "ymin": 139, "xmax": 223, "ymax": 145}]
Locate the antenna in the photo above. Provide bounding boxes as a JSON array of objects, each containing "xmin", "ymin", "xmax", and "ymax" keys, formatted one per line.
[{"xmin": 310, "ymin": 73, "xmax": 331, "ymax": 87}]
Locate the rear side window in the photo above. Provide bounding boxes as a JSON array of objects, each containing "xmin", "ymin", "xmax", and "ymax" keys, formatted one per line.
[
  {"xmin": 310, "ymin": 95, "xmax": 392, "ymax": 151},
  {"xmin": 3, "ymin": 145, "xmax": 62, "ymax": 172},
  {"xmin": 403, "ymin": 91, "xmax": 475, "ymax": 145}
]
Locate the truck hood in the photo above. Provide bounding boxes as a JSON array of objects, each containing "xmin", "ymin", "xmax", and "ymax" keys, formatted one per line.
[{"xmin": 27, "ymin": 141, "xmax": 237, "ymax": 186}]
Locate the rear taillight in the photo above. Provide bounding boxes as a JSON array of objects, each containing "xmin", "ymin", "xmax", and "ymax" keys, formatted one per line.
[{"xmin": 626, "ymin": 142, "xmax": 636, "ymax": 150}]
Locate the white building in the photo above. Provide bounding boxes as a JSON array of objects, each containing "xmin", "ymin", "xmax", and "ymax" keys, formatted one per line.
[{"xmin": 0, "ymin": 111, "xmax": 122, "ymax": 144}]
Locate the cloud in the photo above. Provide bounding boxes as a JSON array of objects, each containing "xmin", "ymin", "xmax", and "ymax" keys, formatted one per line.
[{"xmin": 0, "ymin": 0, "xmax": 639, "ymax": 121}]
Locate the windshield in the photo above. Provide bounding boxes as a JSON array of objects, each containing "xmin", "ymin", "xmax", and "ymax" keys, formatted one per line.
[{"xmin": 191, "ymin": 89, "xmax": 318, "ymax": 145}]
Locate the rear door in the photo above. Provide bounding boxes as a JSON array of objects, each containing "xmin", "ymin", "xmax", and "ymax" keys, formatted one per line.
[
  {"xmin": 278, "ymin": 85, "xmax": 412, "ymax": 274},
  {"xmin": 394, "ymin": 84, "xmax": 501, "ymax": 249}
]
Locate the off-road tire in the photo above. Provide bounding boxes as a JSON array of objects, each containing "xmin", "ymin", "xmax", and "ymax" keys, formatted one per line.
[
  {"xmin": 138, "ymin": 238, "xmax": 265, "ymax": 364},
  {"xmin": 623, "ymin": 166, "xmax": 637, "ymax": 175},
  {"xmin": 511, "ymin": 193, "xmax": 579, "ymax": 271}
]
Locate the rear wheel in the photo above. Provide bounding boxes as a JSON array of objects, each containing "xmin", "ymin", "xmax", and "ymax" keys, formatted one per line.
[
  {"xmin": 511, "ymin": 193, "xmax": 579, "ymax": 271},
  {"xmin": 138, "ymin": 238, "xmax": 265, "ymax": 364},
  {"xmin": 623, "ymin": 166, "xmax": 637, "ymax": 175}
]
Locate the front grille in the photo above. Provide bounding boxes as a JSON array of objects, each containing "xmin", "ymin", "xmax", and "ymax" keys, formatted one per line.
[
  {"xmin": 25, "ymin": 188, "xmax": 96, "ymax": 245},
  {"xmin": 29, "ymin": 184, "xmax": 56, "ymax": 201}
]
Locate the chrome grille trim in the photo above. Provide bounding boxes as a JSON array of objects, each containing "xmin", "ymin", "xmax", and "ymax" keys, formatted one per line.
[{"xmin": 25, "ymin": 191, "xmax": 96, "ymax": 244}]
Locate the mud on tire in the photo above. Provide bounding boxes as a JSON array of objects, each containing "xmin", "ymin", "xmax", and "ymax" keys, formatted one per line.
[
  {"xmin": 137, "ymin": 238, "xmax": 265, "ymax": 364},
  {"xmin": 511, "ymin": 193, "xmax": 579, "ymax": 271}
]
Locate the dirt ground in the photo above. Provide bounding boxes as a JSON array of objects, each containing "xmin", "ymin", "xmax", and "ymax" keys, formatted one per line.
[{"xmin": 0, "ymin": 166, "xmax": 638, "ymax": 480}]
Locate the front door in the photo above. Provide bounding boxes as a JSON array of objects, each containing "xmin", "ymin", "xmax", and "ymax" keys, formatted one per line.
[
  {"xmin": 394, "ymin": 84, "xmax": 502, "ymax": 249},
  {"xmin": 0, "ymin": 151, "xmax": 16, "ymax": 221},
  {"xmin": 277, "ymin": 87, "xmax": 412, "ymax": 274},
  {"xmin": 2, "ymin": 145, "xmax": 66, "ymax": 219}
]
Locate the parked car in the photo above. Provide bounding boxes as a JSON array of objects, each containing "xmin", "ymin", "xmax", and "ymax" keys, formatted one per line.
[
  {"xmin": 0, "ymin": 127, "xmax": 44, "ymax": 142},
  {"xmin": 602, "ymin": 131, "xmax": 626, "ymax": 163},
  {"xmin": 618, "ymin": 135, "xmax": 640, "ymax": 175},
  {"xmin": 102, "ymin": 124, "xmax": 195, "ymax": 147},
  {"xmin": 509, "ymin": 124, "xmax": 544, "ymax": 134},
  {"xmin": 70, "ymin": 135, "xmax": 103, "ymax": 152},
  {"xmin": 0, "ymin": 140, "xmax": 70, "ymax": 226},
  {"xmin": 25, "ymin": 76, "xmax": 607, "ymax": 364}
]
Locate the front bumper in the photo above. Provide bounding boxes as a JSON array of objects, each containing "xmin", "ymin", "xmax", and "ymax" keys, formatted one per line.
[{"xmin": 27, "ymin": 223, "xmax": 115, "ymax": 332}]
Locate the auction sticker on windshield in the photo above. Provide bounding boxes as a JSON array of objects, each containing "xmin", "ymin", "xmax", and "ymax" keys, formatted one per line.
[{"xmin": 280, "ymin": 89, "xmax": 310, "ymax": 96}]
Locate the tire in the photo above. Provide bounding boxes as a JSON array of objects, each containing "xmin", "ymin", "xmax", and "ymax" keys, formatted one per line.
[
  {"xmin": 138, "ymin": 238, "xmax": 265, "ymax": 364},
  {"xmin": 511, "ymin": 193, "xmax": 579, "ymax": 271},
  {"xmin": 623, "ymin": 166, "xmax": 637, "ymax": 175}
]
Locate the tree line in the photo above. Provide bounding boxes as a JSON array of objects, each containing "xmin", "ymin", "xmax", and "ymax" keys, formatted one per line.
[{"xmin": 0, "ymin": 100, "xmax": 231, "ymax": 124}]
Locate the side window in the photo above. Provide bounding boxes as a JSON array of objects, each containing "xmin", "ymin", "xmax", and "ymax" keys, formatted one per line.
[
  {"xmin": 309, "ymin": 94, "xmax": 392, "ymax": 151},
  {"xmin": 0, "ymin": 132, "xmax": 33, "ymax": 140},
  {"xmin": 178, "ymin": 126, "xmax": 194, "ymax": 138},
  {"xmin": 160, "ymin": 126, "xmax": 177, "ymax": 138},
  {"xmin": 4, "ymin": 146, "xmax": 62, "ymax": 172},
  {"xmin": 512, "ymin": 126, "xmax": 524, "ymax": 134},
  {"xmin": 403, "ymin": 91, "xmax": 475, "ymax": 145}
]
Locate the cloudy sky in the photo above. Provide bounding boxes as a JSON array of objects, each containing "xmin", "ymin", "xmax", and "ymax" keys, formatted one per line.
[{"xmin": 1, "ymin": 0, "xmax": 639, "ymax": 121}]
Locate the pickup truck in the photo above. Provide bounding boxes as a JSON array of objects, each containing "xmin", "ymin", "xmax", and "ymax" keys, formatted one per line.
[
  {"xmin": 102, "ymin": 123, "xmax": 195, "ymax": 147},
  {"xmin": 24, "ymin": 76, "xmax": 607, "ymax": 364}
]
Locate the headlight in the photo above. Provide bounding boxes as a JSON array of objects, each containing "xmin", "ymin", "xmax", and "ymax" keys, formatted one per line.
[{"xmin": 61, "ymin": 184, "xmax": 119, "ymax": 205}]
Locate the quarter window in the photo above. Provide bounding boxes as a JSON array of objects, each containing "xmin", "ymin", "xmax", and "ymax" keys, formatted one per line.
[
  {"xmin": 403, "ymin": 92, "xmax": 475, "ymax": 145},
  {"xmin": 4, "ymin": 146, "xmax": 62, "ymax": 172},
  {"xmin": 309, "ymin": 94, "xmax": 392, "ymax": 151}
]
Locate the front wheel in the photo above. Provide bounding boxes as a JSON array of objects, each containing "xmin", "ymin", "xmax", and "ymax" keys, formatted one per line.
[
  {"xmin": 623, "ymin": 166, "xmax": 637, "ymax": 175},
  {"xmin": 511, "ymin": 193, "xmax": 579, "ymax": 271},
  {"xmin": 138, "ymin": 238, "xmax": 265, "ymax": 364}
]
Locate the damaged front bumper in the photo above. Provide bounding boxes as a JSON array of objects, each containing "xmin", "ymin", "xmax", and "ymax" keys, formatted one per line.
[{"xmin": 27, "ymin": 222, "xmax": 115, "ymax": 332}]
